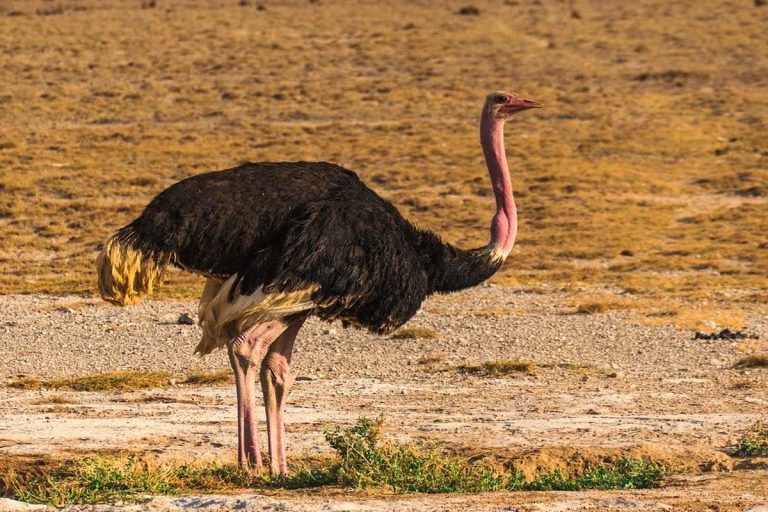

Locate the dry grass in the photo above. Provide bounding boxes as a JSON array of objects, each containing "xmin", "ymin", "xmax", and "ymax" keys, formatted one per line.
[
  {"xmin": 561, "ymin": 293, "xmax": 753, "ymax": 331},
  {"xmin": 730, "ymin": 380, "xmax": 760, "ymax": 390},
  {"xmin": 465, "ymin": 307, "xmax": 516, "ymax": 318},
  {"xmin": 458, "ymin": 360, "xmax": 536, "ymax": 376},
  {"xmin": 8, "ymin": 371, "xmax": 174, "ymax": 392},
  {"xmin": 457, "ymin": 360, "xmax": 607, "ymax": 377},
  {"xmin": 734, "ymin": 354, "xmax": 768, "ymax": 369},
  {"xmin": 416, "ymin": 352, "xmax": 446, "ymax": 365},
  {"xmin": 31, "ymin": 395, "xmax": 77, "ymax": 405},
  {"xmin": 541, "ymin": 362, "xmax": 609, "ymax": 377},
  {"xmin": 0, "ymin": 0, "xmax": 766, "ymax": 323},
  {"xmin": 180, "ymin": 370, "xmax": 232, "ymax": 386},
  {"xmin": 392, "ymin": 327, "xmax": 439, "ymax": 340},
  {"xmin": 573, "ymin": 302, "xmax": 609, "ymax": 315},
  {"xmin": 7, "ymin": 370, "xmax": 235, "ymax": 392}
]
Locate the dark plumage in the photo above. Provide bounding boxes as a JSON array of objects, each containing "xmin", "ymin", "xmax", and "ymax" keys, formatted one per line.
[{"xmin": 114, "ymin": 161, "xmax": 500, "ymax": 333}]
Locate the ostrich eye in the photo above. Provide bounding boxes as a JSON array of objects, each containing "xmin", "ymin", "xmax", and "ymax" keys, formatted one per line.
[{"xmin": 497, "ymin": 95, "xmax": 509, "ymax": 104}]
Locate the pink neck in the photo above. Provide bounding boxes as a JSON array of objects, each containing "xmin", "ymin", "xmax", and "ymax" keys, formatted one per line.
[{"xmin": 480, "ymin": 112, "xmax": 517, "ymax": 259}]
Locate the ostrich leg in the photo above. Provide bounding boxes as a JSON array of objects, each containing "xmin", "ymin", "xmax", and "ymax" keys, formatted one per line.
[
  {"xmin": 227, "ymin": 320, "xmax": 289, "ymax": 471},
  {"xmin": 261, "ymin": 316, "xmax": 306, "ymax": 475}
]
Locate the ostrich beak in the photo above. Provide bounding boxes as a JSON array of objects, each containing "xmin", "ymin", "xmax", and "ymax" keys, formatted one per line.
[
  {"xmin": 509, "ymin": 97, "xmax": 543, "ymax": 111},
  {"xmin": 497, "ymin": 96, "xmax": 542, "ymax": 116}
]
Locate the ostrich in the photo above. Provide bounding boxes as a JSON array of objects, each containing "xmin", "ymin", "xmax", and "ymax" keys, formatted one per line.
[{"xmin": 97, "ymin": 91, "xmax": 541, "ymax": 475}]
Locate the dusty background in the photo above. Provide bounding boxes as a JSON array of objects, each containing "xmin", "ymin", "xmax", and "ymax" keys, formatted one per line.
[{"xmin": 0, "ymin": 0, "xmax": 767, "ymax": 510}]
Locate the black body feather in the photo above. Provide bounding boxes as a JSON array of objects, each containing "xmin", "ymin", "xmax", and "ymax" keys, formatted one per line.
[{"xmin": 116, "ymin": 162, "xmax": 501, "ymax": 333}]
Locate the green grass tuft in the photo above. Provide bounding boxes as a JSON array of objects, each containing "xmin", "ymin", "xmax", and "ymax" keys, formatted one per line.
[
  {"xmin": 4, "ymin": 417, "xmax": 670, "ymax": 505},
  {"xmin": 736, "ymin": 422, "xmax": 768, "ymax": 456},
  {"xmin": 523, "ymin": 458, "xmax": 668, "ymax": 491},
  {"xmin": 324, "ymin": 416, "xmax": 510, "ymax": 493}
]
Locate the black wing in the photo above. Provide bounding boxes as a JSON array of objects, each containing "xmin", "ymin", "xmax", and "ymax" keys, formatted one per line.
[
  {"xmin": 237, "ymin": 190, "xmax": 431, "ymax": 333},
  {"xmin": 120, "ymin": 161, "xmax": 363, "ymax": 278}
]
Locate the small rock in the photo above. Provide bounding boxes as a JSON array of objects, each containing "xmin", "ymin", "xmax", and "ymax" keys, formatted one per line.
[{"xmin": 177, "ymin": 313, "xmax": 196, "ymax": 325}]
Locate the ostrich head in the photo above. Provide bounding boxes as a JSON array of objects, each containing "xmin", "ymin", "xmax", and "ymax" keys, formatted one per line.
[{"xmin": 484, "ymin": 91, "xmax": 542, "ymax": 120}]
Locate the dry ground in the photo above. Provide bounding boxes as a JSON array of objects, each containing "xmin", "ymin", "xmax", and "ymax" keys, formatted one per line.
[
  {"xmin": 1, "ymin": 289, "xmax": 767, "ymax": 510},
  {"xmin": 1, "ymin": 0, "xmax": 767, "ymax": 510}
]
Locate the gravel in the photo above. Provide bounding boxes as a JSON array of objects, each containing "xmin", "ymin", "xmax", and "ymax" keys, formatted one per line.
[{"xmin": 0, "ymin": 286, "xmax": 762, "ymax": 383}]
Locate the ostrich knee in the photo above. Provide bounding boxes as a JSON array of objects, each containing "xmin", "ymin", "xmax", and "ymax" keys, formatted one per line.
[
  {"xmin": 232, "ymin": 321, "xmax": 286, "ymax": 364},
  {"xmin": 264, "ymin": 353, "xmax": 294, "ymax": 395}
]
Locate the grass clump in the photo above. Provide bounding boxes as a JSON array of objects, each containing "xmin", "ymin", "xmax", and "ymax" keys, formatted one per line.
[
  {"xmin": 31, "ymin": 395, "xmax": 76, "ymax": 405},
  {"xmin": 180, "ymin": 370, "xmax": 232, "ymax": 385},
  {"xmin": 8, "ymin": 370, "xmax": 236, "ymax": 392},
  {"xmin": 735, "ymin": 422, "xmax": 768, "ymax": 456},
  {"xmin": 523, "ymin": 458, "xmax": 668, "ymax": 491},
  {"xmin": 5, "ymin": 456, "xmax": 334, "ymax": 507},
  {"xmin": 391, "ymin": 327, "xmax": 439, "ymax": 339},
  {"xmin": 458, "ymin": 360, "xmax": 536, "ymax": 376},
  {"xmin": 416, "ymin": 352, "xmax": 446, "ymax": 365},
  {"xmin": 5, "ymin": 418, "xmax": 670, "ymax": 505},
  {"xmin": 6, "ymin": 457, "xmax": 252, "ymax": 507},
  {"xmin": 323, "ymin": 416, "xmax": 667, "ymax": 493},
  {"xmin": 734, "ymin": 354, "xmax": 768, "ymax": 369},
  {"xmin": 325, "ymin": 416, "xmax": 511, "ymax": 493},
  {"xmin": 8, "ymin": 371, "xmax": 173, "ymax": 392},
  {"xmin": 573, "ymin": 302, "xmax": 610, "ymax": 315}
]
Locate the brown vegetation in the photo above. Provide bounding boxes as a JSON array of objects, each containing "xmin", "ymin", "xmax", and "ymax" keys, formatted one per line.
[
  {"xmin": 8, "ymin": 370, "xmax": 235, "ymax": 391},
  {"xmin": 0, "ymin": 0, "xmax": 765, "ymax": 329},
  {"xmin": 734, "ymin": 354, "xmax": 768, "ymax": 369},
  {"xmin": 458, "ymin": 360, "xmax": 536, "ymax": 376},
  {"xmin": 180, "ymin": 370, "xmax": 232, "ymax": 385},
  {"xmin": 392, "ymin": 327, "xmax": 440, "ymax": 340}
]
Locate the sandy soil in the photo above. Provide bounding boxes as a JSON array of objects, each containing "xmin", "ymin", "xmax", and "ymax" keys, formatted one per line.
[{"xmin": 1, "ymin": 288, "xmax": 766, "ymax": 511}]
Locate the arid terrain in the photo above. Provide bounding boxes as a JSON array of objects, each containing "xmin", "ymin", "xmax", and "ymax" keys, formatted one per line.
[
  {"xmin": 0, "ymin": 290, "xmax": 767, "ymax": 511},
  {"xmin": 0, "ymin": 0, "xmax": 767, "ymax": 510}
]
